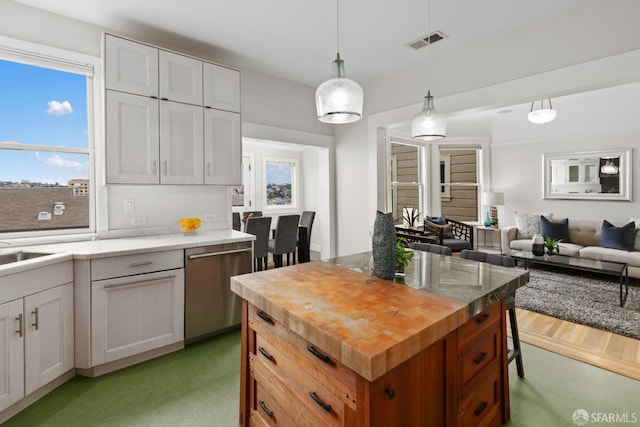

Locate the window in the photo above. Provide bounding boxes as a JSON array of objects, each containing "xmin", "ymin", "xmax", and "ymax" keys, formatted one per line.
[
  {"xmin": 263, "ymin": 157, "xmax": 297, "ymax": 209},
  {"xmin": 439, "ymin": 148, "xmax": 479, "ymax": 222},
  {"xmin": 390, "ymin": 142, "xmax": 423, "ymax": 224},
  {"xmin": 0, "ymin": 40, "xmax": 95, "ymax": 236}
]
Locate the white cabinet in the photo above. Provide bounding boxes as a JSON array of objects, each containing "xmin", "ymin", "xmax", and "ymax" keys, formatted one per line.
[
  {"xmin": 0, "ymin": 261, "xmax": 74, "ymax": 413},
  {"xmin": 104, "ymin": 34, "xmax": 241, "ymax": 185},
  {"xmin": 90, "ymin": 250, "xmax": 184, "ymax": 366},
  {"xmin": 160, "ymin": 50, "xmax": 203, "ymax": 105},
  {"xmin": 160, "ymin": 101, "xmax": 204, "ymax": 184},
  {"xmin": 204, "ymin": 108, "xmax": 241, "ymax": 185},
  {"xmin": 106, "ymin": 90, "xmax": 159, "ymax": 184},
  {"xmin": 203, "ymin": 62, "xmax": 240, "ymax": 112}
]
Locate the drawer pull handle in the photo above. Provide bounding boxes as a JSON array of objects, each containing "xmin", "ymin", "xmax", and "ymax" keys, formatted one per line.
[
  {"xmin": 256, "ymin": 310, "xmax": 273, "ymax": 323},
  {"xmin": 475, "ymin": 313, "xmax": 490, "ymax": 324},
  {"xmin": 130, "ymin": 261, "xmax": 153, "ymax": 267},
  {"xmin": 309, "ymin": 391, "xmax": 332, "ymax": 413},
  {"xmin": 474, "ymin": 352, "xmax": 488, "ymax": 365},
  {"xmin": 385, "ymin": 388, "xmax": 396, "ymax": 400},
  {"xmin": 474, "ymin": 401, "xmax": 488, "ymax": 417},
  {"xmin": 307, "ymin": 345, "xmax": 330, "ymax": 364},
  {"xmin": 258, "ymin": 346, "xmax": 275, "ymax": 362},
  {"xmin": 258, "ymin": 400, "xmax": 273, "ymax": 418}
]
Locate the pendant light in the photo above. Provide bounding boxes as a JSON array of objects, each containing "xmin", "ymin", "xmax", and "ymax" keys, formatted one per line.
[
  {"xmin": 315, "ymin": 0, "xmax": 363, "ymax": 124},
  {"xmin": 411, "ymin": 0, "xmax": 447, "ymax": 140},
  {"xmin": 600, "ymin": 158, "xmax": 619, "ymax": 174},
  {"xmin": 528, "ymin": 99, "xmax": 557, "ymax": 124}
]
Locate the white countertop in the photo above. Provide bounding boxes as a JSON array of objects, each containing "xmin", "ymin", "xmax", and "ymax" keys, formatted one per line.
[{"xmin": 0, "ymin": 229, "xmax": 254, "ymax": 277}]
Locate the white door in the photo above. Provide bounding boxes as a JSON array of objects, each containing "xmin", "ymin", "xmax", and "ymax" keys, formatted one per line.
[
  {"xmin": 105, "ymin": 35, "xmax": 158, "ymax": 97},
  {"xmin": 106, "ymin": 90, "xmax": 160, "ymax": 184},
  {"xmin": 159, "ymin": 50, "xmax": 203, "ymax": 106},
  {"xmin": 91, "ymin": 269, "xmax": 185, "ymax": 366},
  {"xmin": 0, "ymin": 299, "xmax": 24, "ymax": 411},
  {"xmin": 203, "ymin": 62, "xmax": 240, "ymax": 112},
  {"xmin": 159, "ymin": 101, "xmax": 204, "ymax": 184},
  {"xmin": 24, "ymin": 283, "xmax": 74, "ymax": 395},
  {"xmin": 204, "ymin": 109, "xmax": 241, "ymax": 185}
]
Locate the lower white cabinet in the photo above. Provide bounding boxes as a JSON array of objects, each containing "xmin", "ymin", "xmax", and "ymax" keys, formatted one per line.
[
  {"xmin": 91, "ymin": 268, "xmax": 184, "ymax": 366},
  {"xmin": 0, "ymin": 281, "xmax": 74, "ymax": 412}
]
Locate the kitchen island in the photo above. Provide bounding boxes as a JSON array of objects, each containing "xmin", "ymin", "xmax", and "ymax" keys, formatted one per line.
[{"xmin": 231, "ymin": 251, "xmax": 529, "ymax": 427}]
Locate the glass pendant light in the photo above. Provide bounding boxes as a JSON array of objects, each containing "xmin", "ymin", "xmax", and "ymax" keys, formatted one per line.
[
  {"xmin": 600, "ymin": 158, "xmax": 619, "ymax": 174},
  {"xmin": 315, "ymin": 0, "xmax": 363, "ymax": 124},
  {"xmin": 528, "ymin": 99, "xmax": 557, "ymax": 124},
  {"xmin": 412, "ymin": 0, "xmax": 447, "ymax": 141}
]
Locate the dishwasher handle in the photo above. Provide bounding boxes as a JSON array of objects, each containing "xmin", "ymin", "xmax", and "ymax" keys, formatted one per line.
[{"xmin": 187, "ymin": 247, "xmax": 252, "ymax": 261}]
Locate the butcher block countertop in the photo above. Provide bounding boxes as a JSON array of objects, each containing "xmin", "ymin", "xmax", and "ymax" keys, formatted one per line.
[{"xmin": 231, "ymin": 252, "xmax": 529, "ymax": 382}]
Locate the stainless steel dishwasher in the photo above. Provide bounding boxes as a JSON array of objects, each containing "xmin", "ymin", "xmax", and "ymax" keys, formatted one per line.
[{"xmin": 185, "ymin": 241, "xmax": 252, "ymax": 344}]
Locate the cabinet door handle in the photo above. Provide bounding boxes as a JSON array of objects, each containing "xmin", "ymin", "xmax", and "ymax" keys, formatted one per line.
[
  {"xmin": 130, "ymin": 261, "xmax": 154, "ymax": 267},
  {"xmin": 163, "ymin": 160, "xmax": 168, "ymax": 176},
  {"xmin": 309, "ymin": 391, "xmax": 332, "ymax": 413},
  {"xmin": 256, "ymin": 310, "xmax": 273, "ymax": 324},
  {"xmin": 104, "ymin": 274, "xmax": 176, "ymax": 289},
  {"xmin": 207, "ymin": 162, "xmax": 212, "ymax": 177},
  {"xmin": 307, "ymin": 345, "xmax": 330, "ymax": 364},
  {"xmin": 153, "ymin": 160, "xmax": 157, "ymax": 176},
  {"xmin": 258, "ymin": 400, "xmax": 273, "ymax": 418},
  {"xmin": 258, "ymin": 346, "xmax": 275, "ymax": 362},
  {"xmin": 31, "ymin": 307, "xmax": 39, "ymax": 331},
  {"xmin": 15, "ymin": 313, "xmax": 23, "ymax": 338},
  {"xmin": 475, "ymin": 313, "xmax": 490, "ymax": 324},
  {"xmin": 474, "ymin": 352, "xmax": 488, "ymax": 365},
  {"xmin": 474, "ymin": 401, "xmax": 488, "ymax": 416}
]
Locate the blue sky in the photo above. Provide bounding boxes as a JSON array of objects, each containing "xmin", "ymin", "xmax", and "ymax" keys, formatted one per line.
[
  {"xmin": 266, "ymin": 163, "xmax": 292, "ymax": 185},
  {"xmin": 0, "ymin": 59, "xmax": 88, "ymax": 185}
]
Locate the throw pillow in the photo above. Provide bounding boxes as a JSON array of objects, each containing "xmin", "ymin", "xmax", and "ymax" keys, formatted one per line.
[
  {"xmin": 598, "ymin": 220, "xmax": 636, "ymax": 251},
  {"xmin": 425, "ymin": 215, "xmax": 447, "ymax": 225},
  {"xmin": 514, "ymin": 211, "xmax": 553, "ymax": 239},
  {"xmin": 630, "ymin": 217, "xmax": 640, "ymax": 251},
  {"xmin": 441, "ymin": 224, "xmax": 454, "ymax": 239},
  {"xmin": 540, "ymin": 216, "xmax": 570, "ymax": 243}
]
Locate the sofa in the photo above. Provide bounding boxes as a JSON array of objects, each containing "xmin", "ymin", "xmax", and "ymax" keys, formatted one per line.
[{"xmin": 501, "ymin": 215, "xmax": 640, "ymax": 279}]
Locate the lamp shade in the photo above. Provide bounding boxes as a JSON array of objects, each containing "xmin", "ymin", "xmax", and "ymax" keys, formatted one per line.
[
  {"xmin": 411, "ymin": 91, "xmax": 447, "ymax": 140},
  {"xmin": 482, "ymin": 191, "xmax": 504, "ymax": 206},
  {"xmin": 528, "ymin": 99, "xmax": 557, "ymax": 124},
  {"xmin": 316, "ymin": 55, "xmax": 363, "ymax": 124}
]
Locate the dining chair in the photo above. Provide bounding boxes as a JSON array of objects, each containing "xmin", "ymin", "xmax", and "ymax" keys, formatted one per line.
[
  {"xmin": 297, "ymin": 211, "xmax": 315, "ymax": 262},
  {"xmin": 459, "ymin": 249, "xmax": 525, "ymax": 377},
  {"xmin": 232, "ymin": 212, "xmax": 241, "ymax": 231},
  {"xmin": 409, "ymin": 241, "xmax": 452, "ymax": 256},
  {"xmin": 245, "ymin": 216, "xmax": 272, "ymax": 271},
  {"xmin": 242, "ymin": 211, "xmax": 263, "ymax": 218},
  {"xmin": 268, "ymin": 214, "xmax": 300, "ymax": 268}
]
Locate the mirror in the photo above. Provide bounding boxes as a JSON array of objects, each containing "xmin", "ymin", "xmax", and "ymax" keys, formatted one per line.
[{"xmin": 543, "ymin": 148, "xmax": 632, "ymax": 200}]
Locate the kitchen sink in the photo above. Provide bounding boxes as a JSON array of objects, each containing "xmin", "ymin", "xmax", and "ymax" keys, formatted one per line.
[{"xmin": 0, "ymin": 251, "xmax": 52, "ymax": 266}]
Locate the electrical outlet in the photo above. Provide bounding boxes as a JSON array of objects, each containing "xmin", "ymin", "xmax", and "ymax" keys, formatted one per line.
[
  {"xmin": 124, "ymin": 199, "xmax": 135, "ymax": 212},
  {"xmin": 203, "ymin": 214, "xmax": 216, "ymax": 221},
  {"xmin": 131, "ymin": 217, "xmax": 146, "ymax": 226}
]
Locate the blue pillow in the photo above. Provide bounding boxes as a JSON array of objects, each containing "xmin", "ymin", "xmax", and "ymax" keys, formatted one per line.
[
  {"xmin": 426, "ymin": 215, "xmax": 446, "ymax": 225},
  {"xmin": 598, "ymin": 220, "xmax": 636, "ymax": 251},
  {"xmin": 540, "ymin": 215, "xmax": 570, "ymax": 242}
]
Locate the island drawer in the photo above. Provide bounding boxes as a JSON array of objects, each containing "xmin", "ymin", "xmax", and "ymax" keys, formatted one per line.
[
  {"xmin": 91, "ymin": 249, "xmax": 183, "ymax": 281},
  {"xmin": 248, "ymin": 304, "xmax": 357, "ymax": 407},
  {"xmin": 250, "ymin": 351, "xmax": 343, "ymax": 426},
  {"xmin": 250, "ymin": 381, "xmax": 298, "ymax": 427},
  {"xmin": 458, "ymin": 301, "xmax": 501, "ymax": 346},
  {"xmin": 458, "ymin": 322, "xmax": 501, "ymax": 387},
  {"xmin": 458, "ymin": 365, "xmax": 502, "ymax": 427}
]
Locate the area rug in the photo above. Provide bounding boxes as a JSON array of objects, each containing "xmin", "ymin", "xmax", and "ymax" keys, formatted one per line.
[{"xmin": 515, "ymin": 267, "xmax": 640, "ymax": 340}]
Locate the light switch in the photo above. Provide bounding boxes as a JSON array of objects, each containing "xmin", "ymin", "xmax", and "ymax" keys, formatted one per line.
[{"xmin": 124, "ymin": 200, "xmax": 135, "ymax": 212}]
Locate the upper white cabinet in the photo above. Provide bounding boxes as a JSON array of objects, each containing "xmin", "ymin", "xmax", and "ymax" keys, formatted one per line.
[
  {"xmin": 104, "ymin": 34, "xmax": 241, "ymax": 185},
  {"xmin": 159, "ymin": 50, "xmax": 203, "ymax": 106},
  {"xmin": 203, "ymin": 62, "xmax": 241, "ymax": 113},
  {"xmin": 105, "ymin": 36, "xmax": 158, "ymax": 97}
]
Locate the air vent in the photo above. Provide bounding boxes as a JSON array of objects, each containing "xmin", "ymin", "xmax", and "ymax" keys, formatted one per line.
[{"xmin": 406, "ymin": 31, "xmax": 447, "ymax": 50}]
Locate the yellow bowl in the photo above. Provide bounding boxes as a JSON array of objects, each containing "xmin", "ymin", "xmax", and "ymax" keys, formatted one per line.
[{"xmin": 178, "ymin": 217, "xmax": 201, "ymax": 234}]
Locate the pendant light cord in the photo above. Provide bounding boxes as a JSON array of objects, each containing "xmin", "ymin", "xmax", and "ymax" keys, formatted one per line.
[
  {"xmin": 426, "ymin": 0, "xmax": 431, "ymax": 93},
  {"xmin": 336, "ymin": 0, "xmax": 340, "ymax": 56}
]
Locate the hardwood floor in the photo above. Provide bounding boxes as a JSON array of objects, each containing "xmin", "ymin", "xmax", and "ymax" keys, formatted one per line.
[{"xmin": 512, "ymin": 308, "xmax": 640, "ymax": 381}]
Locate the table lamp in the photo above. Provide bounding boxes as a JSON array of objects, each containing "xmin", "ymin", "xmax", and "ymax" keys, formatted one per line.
[{"xmin": 482, "ymin": 192, "xmax": 505, "ymax": 226}]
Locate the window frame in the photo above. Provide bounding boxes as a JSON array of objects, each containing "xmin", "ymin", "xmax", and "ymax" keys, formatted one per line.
[
  {"xmin": 0, "ymin": 35, "xmax": 100, "ymax": 240},
  {"xmin": 262, "ymin": 156, "xmax": 299, "ymax": 212}
]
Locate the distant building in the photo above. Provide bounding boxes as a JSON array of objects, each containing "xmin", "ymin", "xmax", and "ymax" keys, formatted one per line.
[{"xmin": 68, "ymin": 179, "xmax": 89, "ymax": 196}]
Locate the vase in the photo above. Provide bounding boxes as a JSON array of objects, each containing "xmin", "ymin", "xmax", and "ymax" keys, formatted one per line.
[
  {"xmin": 372, "ymin": 211, "xmax": 396, "ymax": 280},
  {"xmin": 531, "ymin": 234, "xmax": 545, "ymax": 256},
  {"xmin": 484, "ymin": 211, "xmax": 493, "ymax": 227}
]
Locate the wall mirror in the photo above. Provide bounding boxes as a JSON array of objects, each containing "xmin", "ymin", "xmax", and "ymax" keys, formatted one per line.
[{"xmin": 542, "ymin": 148, "xmax": 632, "ymax": 200}]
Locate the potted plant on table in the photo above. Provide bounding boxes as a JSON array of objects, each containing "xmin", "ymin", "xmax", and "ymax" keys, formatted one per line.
[
  {"xmin": 395, "ymin": 237, "xmax": 414, "ymax": 274},
  {"xmin": 543, "ymin": 236, "xmax": 562, "ymax": 255}
]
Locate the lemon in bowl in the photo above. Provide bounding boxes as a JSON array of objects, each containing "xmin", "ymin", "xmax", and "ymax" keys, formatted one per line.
[{"xmin": 178, "ymin": 217, "xmax": 201, "ymax": 235}]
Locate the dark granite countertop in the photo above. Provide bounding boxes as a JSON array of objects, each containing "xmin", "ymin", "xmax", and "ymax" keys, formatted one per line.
[{"xmin": 325, "ymin": 250, "xmax": 530, "ymax": 317}]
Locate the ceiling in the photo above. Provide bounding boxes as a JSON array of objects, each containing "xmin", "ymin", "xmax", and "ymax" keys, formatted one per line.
[{"xmin": 12, "ymin": 0, "xmax": 586, "ymax": 87}]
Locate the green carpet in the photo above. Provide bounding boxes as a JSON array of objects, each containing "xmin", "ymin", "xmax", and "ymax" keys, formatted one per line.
[{"xmin": 5, "ymin": 331, "xmax": 639, "ymax": 426}]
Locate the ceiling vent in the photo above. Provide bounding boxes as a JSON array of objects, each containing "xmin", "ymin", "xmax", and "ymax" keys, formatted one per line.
[{"xmin": 406, "ymin": 31, "xmax": 447, "ymax": 50}]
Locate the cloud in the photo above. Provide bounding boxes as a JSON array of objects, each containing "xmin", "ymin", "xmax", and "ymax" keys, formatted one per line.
[
  {"xmin": 47, "ymin": 100, "xmax": 73, "ymax": 115},
  {"xmin": 43, "ymin": 153, "xmax": 88, "ymax": 174}
]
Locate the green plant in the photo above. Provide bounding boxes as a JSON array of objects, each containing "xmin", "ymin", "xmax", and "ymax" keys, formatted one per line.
[
  {"xmin": 543, "ymin": 236, "xmax": 562, "ymax": 253},
  {"xmin": 396, "ymin": 237, "xmax": 414, "ymax": 267}
]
